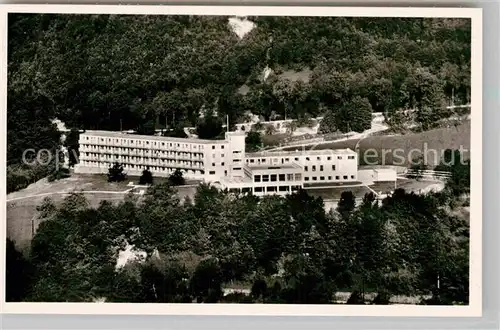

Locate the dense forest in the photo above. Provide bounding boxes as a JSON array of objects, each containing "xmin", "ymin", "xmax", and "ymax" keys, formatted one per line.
[
  {"xmin": 6, "ymin": 152, "xmax": 470, "ymax": 304},
  {"xmin": 6, "ymin": 15, "xmax": 472, "ymax": 304},
  {"xmin": 8, "ymin": 15, "xmax": 471, "ymax": 160}
]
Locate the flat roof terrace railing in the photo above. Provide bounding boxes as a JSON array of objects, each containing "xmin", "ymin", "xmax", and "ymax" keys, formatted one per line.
[
  {"xmin": 246, "ymin": 148, "xmax": 357, "ymax": 159},
  {"xmin": 81, "ymin": 130, "xmax": 228, "ymax": 145}
]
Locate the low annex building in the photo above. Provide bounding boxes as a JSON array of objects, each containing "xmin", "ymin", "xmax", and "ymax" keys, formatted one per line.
[{"xmin": 74, "ymin": 130, "xmax": 382, "ymax": 196}]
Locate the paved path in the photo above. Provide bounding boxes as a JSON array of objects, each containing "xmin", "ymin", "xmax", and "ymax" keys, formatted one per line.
[
  {"xmin": 266, "ymin": 122, "xmax": 389, "ymax": 152},
  {"xmin": 7, "ymin": 188, "xmax": 136, "ymax": 202}
]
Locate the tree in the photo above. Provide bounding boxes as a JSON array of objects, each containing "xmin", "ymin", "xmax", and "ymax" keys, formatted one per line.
[
  {"xmin": 6, "ymin": 239, "xmax": 32, "ymax": 302},
  {"xmin": 196, "ymin": 110, "xmax": 224, "ymax": 140},
  {"xmin": 264, "ymin": 124, "xmax": 277, "ymax": 136},
  {"xmin": 108, "ymin": 162, "xmax": 126, "ymax": 182},
  {"xmin": 168, "ymin": 169, "xmax": 185, "ymax": 186},
  {"xmin": 245, "ymin": 131, "xmax": 262, "ymax": 152},
  {"xmin": 139, "ymin": 167, "xmax": 153, "ymax": 185},
  {"xmin": 318, "ymin": 110, "xmax": 337, "ymax": 134},
  {"xmin": 334, "ymin": 96, "xmax": 373, "ymax": 133},
  {"xmin": 337, "ymin": 191, "xmax": 356, "ymax": 216},
  {"xmin": 162, "ymin": 126, "xmax": 188, "ymax": 138}
]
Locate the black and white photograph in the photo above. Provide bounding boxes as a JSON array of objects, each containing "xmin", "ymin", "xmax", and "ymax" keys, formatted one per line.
[{"xmin": 2, "ymin": 5, "xmax": 482, "ymax": 316}]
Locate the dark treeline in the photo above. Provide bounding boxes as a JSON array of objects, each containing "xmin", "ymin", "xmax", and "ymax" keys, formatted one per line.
[
  {"xmin": 7, "ymin": 155, "xmax": 470, "ymax": 304},
  {"xmin": 8, "ymin": 15, "xmax": 471, "ymax": 163}
]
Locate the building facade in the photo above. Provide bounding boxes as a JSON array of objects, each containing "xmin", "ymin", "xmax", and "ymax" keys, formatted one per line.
[
  {"xmin": 75, "ymin": 130, "xmax": 245, "ymax": 182},
  {"xmin": 75, "ymin": 130, "xmax": 360, "ymax": 195}
]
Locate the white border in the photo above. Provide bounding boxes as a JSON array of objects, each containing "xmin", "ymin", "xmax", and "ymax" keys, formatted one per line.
[{"xmin": 0, "ymin": 5, "xmax": 482, "ymax": 317}]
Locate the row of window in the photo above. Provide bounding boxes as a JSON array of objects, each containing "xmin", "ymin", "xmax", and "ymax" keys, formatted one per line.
[
  {"xmin": 80, "ymin": 161, "xmax": 205, "ymax": 174},
  {"xmin": 84, "ymin": 152, "xmax": 203, "ymax": 159},
  {"xmin": 305, "ymin": 165, "xmax": 337, "ymax": 172},
  {"xmin": 82, "ymin": 145, "xmax": 205, "ymax": 157},
  {"xmin": 84, "ymin": 138, "xmax": 214, "ymax": 150},
  {"xmin": 305, "ymin": 155, "xmax": 355, "ymax": 161},
  {"xmin": 254, "ymin": 173, "xmax": 301, "ymax": 183},
  {"xmin": 246, "ymin": 155, "xmax": 356, "ymax": 165},
  {"xmin": 254, "ymin": 185, "xmax": 302, "ymax": 193},
  {"xmin": 80, "ymin": 160, "xmax": 203, "ymax": 170},
  {"xmin": 304, "ymin": 175, "xmax": 356, "ymax": 181},
  {"xmin": 81, "ymin": 155, "xmax": 202, "ymax": 166},
  {"xmin": 207, "ymin": 167, "xmax": 243, "ymax": 176}
]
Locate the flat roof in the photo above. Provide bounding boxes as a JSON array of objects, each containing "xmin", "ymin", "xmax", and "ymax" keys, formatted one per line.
[
  {"xmin": 247, "ymin": 148, "xmax": 356, "ymax": 158},
  {"xmin": 245, "ymin": 163, "xmax": 302, "ymax": 170},
  {"xmin": 220, "ymin": 176, "xmax": 253, "ymax": 185},
  {"xmin": 81, "ymin": 130, "xmax": 228, "ymax": 144}
]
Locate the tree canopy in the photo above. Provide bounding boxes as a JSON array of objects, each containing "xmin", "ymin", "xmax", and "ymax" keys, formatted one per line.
[{"xmin": 10, "ymin": 151, "xmax": 470, "ymax": 304}]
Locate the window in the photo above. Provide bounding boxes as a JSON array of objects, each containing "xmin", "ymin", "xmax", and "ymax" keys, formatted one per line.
[
  {"xmin": 221, "ymin": 145, "xmax": 224, "ymax": 149},
  {"xmin": 294, "ymin": 174, "xmax": 301, "ymax": 181},
  {"xmin": 343, "ymin": 175, "xmax": 348, "ymax": 179},
  {"xmin": 263, "ymin": 175, "xmax": 269, "ymax": 182},
  {"xmin": 234, "ymin": 167, "xmax": 242, "ymax": 171},
  {"xmin": 306, "ymin": 157, "xmax": 310, "ymax": 161},
  {"xmin": 254, "ymin": 187, "xmax": 264, "ymax": 192},
  {"xmin": 267, "ymin": 186, "xmax": 277, "ymax": 192},
  {"xmin": 209, "ymin": 171, "xmax": 216, "ymax": 175},
  {"xmin": 212, "ymin": 146, "xmax": 215, "ymax": 149},
  {"xmin": 225, "ymin": 170, "xmax": 228, "ymax": 176},
  {"xmin": 338, "ymin": 156, "xmax": 342, "ymax": 160},
  {"xmin": 327, "ymin": 156, "xmax": 331, "ymax": 160},
  {"xmin": 348, "ymin": 156, "xmax": 355, "ymax": 160},
  {"xmin": 271, "ymin": 174, "xmax": 277, "ymax": 182},
  {"xmin": 212, "ymin": 163, "xmax": 216, "ymax": 167},
  {"xmin": 328, "ymin": 176, "xmax": 332, "ymax": 180},
  {"xmin": 320, "ymin": 176, "xmax": 325, "ymax": 180},
  {"xmin": 250, "ymin": 159, "xmax": 255, "ymax": 163},
  {"xmin": 336, "ymin": 176, "xmax": 340, "ymax": 180},
  {"xmin": 221, "ymin": 162, "xmax": 225, "ymax": 166},
  {"xmin": 261, "ymin": 158, "xmax": 266, "ymax": 163},
  {"xmin": 212, "ymin": 154, "xmax": 216, "ymax": 158},
  {"xmin": 305, "ymin": 177, "xmax": 309, "ymax": 181},
  {"xmin": 351, "ymin": 175, "xmax": 355, "ymax": 179},
  {"xmin": 221, "ymin": 154, "xmax": 224, "ymax": 157},
  {"xmin": 294, "ymin": 157, "xmax": 299, "ymax": 161},
  {"xmin": 312, "ymin": 165, "xmax": 316, "ymax": 171},
  {"xmin": 305, "ymin": 166, "xmax": 308, "ymax": 171},
  {"xmin": 320, "ymin": 165, "xmax": 324, "ymax": 171},
  {"xmin": 287, "ymin": 174, "xmax": 294, "ymax": 181},
  {"xmin": 332, "ymin": 165, "xmax": 336, "ymax": 171},
  {"xmin": 279, "ymin": 174, "xmax": 286, "ymax": 181},
  {"xmin": 285, "ymin": 158, "xmax": 290, "ymax": 162},
  {"xmin": 254, "ymin": 175, "xmax": 261, "ymax": 182},
  {"xmin": 291, "ymin": 185, "xmax": 300, "ymax": 191},
  {"xmin": 317, "ymin": 156, "xmax": 321, "ymax": 160},
  {"xmin": 312, "ymin": 177, "xmax": 317, "ymax": 181},
  {"xmin": 279, "ymin": 186, "xmax": 289, "ymax": 192}
]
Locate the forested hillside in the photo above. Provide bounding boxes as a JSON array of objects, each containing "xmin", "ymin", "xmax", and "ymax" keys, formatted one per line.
[
  {"xmin": 8, "ymin": 14, "xmax": 471, "ymax": 166},
  {"xmin": 6, "ymin": 155, "xmax": 470, "ymax": 304}
]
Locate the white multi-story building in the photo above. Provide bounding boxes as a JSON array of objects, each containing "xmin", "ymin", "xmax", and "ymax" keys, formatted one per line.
[{"xmin": 74, "ymin": 130, "xmax": 360, "ymax": 196}]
